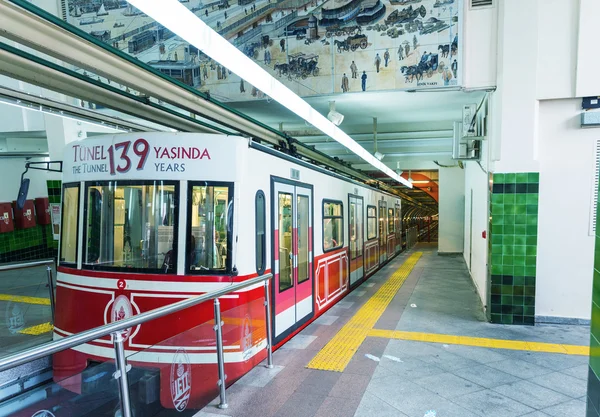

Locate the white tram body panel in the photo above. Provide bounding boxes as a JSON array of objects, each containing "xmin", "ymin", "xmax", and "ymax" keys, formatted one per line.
[{"xmin": 54, "ymin": 133, "xmax": 404, "ymax": 410}]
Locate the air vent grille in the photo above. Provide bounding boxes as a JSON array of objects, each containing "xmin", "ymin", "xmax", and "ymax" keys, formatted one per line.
[
  {"xmin": 589, "ymin": 139, "xmax": 600, "ymax": 235},
  {"xmin": 471, "ymin": 0, "xmax": 493, "ymax": 8}
]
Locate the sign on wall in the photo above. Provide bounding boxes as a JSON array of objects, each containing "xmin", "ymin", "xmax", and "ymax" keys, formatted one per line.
[{"xmin": 66, "ymin": 0, "xmax": 461, "ymax": 100}]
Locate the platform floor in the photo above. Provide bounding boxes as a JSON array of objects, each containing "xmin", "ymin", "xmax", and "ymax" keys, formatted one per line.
[{"xmin": 197, "ymin": 244, "xmax": 590, "ymax": 417}]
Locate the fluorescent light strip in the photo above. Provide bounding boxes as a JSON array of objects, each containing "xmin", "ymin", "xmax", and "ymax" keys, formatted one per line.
[{"xmin": 126, "ymin": 0, "xmax": 412, "ymax": 188}]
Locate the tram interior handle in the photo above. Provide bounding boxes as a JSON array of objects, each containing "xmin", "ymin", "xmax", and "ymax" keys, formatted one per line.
[{"xmin": 17, "ymin": 161, "xmax": 63, "ymax": 209}]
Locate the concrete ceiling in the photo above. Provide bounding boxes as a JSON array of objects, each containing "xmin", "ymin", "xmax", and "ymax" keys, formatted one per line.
[{"xmin": 228, "ymin": 89, "xmax": 486, "ymax": 212}]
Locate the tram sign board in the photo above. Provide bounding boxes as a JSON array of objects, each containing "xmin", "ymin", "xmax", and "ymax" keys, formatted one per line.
[{"xmin": 63, "ymin": 133, "xmax": 244, "ymax": 182}]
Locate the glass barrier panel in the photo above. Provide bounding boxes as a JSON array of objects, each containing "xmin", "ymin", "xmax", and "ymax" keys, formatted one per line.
[
  {"xmin": 217, "ymin": 295, "xmax": 268, "ymax": 397},
  {"xmin": 0, "ymin": 353, "xmax": 125, "ymax": 417},
  {"xmin": 125, "ymin": 311, "xmax": 218, "ymax": 415},
  {"xmin": 0, "ymin": 264, "xmax": 55, "ymax": 355}
]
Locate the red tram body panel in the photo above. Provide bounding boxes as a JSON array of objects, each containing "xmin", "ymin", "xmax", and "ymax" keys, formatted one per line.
[{"xmin": 54, "ymin": 133, "xmax": 407, "ymax": 411}]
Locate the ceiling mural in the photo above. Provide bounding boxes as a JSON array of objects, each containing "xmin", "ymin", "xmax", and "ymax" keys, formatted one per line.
[{"xmin": 66, "ymin": 0, "xmax": 461, "ymax": 101}]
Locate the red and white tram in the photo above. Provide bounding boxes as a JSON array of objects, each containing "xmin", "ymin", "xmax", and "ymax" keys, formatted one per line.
[{"xmin": 54, "ymin": 133, "xmax": 405, "ymax": 411}]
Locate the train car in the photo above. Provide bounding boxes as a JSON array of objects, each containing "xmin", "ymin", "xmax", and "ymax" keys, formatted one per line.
[
  {"xmin": 128, "ymin": 30, "xmax": 156, "ymax": 54},
  {"xmin": 53, "ymin": 133, "xmax": 404, "ymax": 412}
]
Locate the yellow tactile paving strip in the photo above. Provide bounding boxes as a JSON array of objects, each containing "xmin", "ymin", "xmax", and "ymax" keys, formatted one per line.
[
  {"xmin": 307, "ymin": 252, "xmax": 422, "ymax": 372},
  {"xmin": 0, "ymin": 294, "xmax": 50, "ymax": 305},
  {"xmin": 19, "ymin": 322, "xmax": 54, "ymax": 335},
  {"xmin": 368, "ymin": 329, "xmax": 589, "ymax": 356}
]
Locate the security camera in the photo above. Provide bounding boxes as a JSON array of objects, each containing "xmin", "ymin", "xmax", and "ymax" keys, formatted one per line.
[
  {"xmin": 327, "ymin": 101, "xmax": 344, "ymax": 126},
  {"xmin": 374, "ymin": 151, "xmax": 384, "ymax": 161}
]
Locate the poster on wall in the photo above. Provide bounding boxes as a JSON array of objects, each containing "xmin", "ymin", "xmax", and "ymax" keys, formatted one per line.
[
  {"xmin": 50, "ymin": 204, "xmax": 61, "ymax": 240},
  {"xmin": 66, "ymin": 0, "xmax": 461, "ymax": 100}
]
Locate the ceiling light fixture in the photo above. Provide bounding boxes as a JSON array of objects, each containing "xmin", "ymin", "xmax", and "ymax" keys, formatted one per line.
[{"xmin": 126, "ymin": 0, "xmax": 412, "ymax": 188}]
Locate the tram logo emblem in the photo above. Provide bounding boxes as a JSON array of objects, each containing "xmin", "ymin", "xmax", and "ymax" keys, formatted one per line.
[
  {"xmin": 31, "ymin": 411, "xmax": 56, "ymax": 417},
  {"xmin": 5, "ymin": 302, "xmax": 25, "ymax": 334},
  {"xmin": 241, "ymin": 315, "xmax": 253, "ymax": 361},
  {"xmin": 109, "ymin": 295, "xmax": 133, "ymax": 340},
  {"xmin": 170, "ymin": 348, "xmax": 192, "ymax": 412},
  {"xmin": 24, "ymin": 209, "xmax": 32, "ymax": 221},
  {"xmin": 2, "ymin": 212, "xmax": 8, "ymax": 225}
]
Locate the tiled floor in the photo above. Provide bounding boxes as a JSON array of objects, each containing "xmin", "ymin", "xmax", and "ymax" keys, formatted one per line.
[{"xmin": 198, "ymin": 244, "xmax": 590, "ymax": 417}]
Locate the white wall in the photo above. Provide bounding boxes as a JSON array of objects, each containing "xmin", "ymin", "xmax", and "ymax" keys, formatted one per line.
[
  {"xmin": 576, "ymin": 0, "xmax": 600, "ymax": 97},
  {"xmin": 536, "ymin": 99, "xmax": 595, "ymax": 320},
  {"xmin": 536, "ymin": 0, "xmax": 579, "ymax": 100},
  {"xmin": 439, "ymin": 166, "xmax": 465, "ymax": 253},
  {"xmin": 0, "ymin": 158, "xmax": 54, "ymax": 203},
  {"xmin": 463, "ymin": 141, "xmax": 490, "ymax": 305},
  {"xmin": 462, "ymin": 0, "xmax": 497, "ymax": 89}
]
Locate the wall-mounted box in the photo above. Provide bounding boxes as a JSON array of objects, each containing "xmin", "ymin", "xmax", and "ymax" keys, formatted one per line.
[
  {"xmin": 35, "ymin": 197, "xmax": 51, "ymax": 225},
  {"xmin": 0, "ymin": 203, "xmax": 14, "ymax": 233},
  {"xmin": 12, "ymin": 200, "xmax": 36, "ymax": 229}
]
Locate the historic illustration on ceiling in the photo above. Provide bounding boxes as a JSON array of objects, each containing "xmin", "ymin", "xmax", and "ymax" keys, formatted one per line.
[{"xmin": 67, "ymin": 0, "xmax": 461, "ymax": 101}]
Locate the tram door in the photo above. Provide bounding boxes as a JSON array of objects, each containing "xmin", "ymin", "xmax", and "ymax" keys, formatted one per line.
[
  {"xmin": 379, "ymin": 200, "xmax": 388, "ymax": 264},
  {"xmin": 349, "ymin": 195, "xmax": 364, "ymax": 286},
  {"xmin": 272, "ymin": 181, "xmax": 314, "ymax": 342}
]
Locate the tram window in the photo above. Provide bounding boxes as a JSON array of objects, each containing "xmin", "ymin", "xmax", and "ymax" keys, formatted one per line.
[
  {"xmin": 349, "ymin": 202, "xmax": 356, "ymax": 259},
  {"xmin": 379, "ymin": 202, "xmax": 387, "ymax": 246},
  {"xmin": 388, "ymin": 208, "xmax": 395, "ymax": 235},
  {"xmin": 297, "ymin": 195, "xmax": 309, "ymax": 284},
  {"xmin": 255, "ymin": 190, "xmax": 266, "ymax": 275},
  {"xmin": 367, "ymin": 205, "xmax": 377, "ymax": 240},
  {"xmin": 83, "ymin": 181, "xmax": 178, "ymax": 272},
  {"xmin": 279, "ymin": 192, "xmax": 293, "ymax": 291},
  {"xmin": 188, "ymin": 183, "xmax": 233, "ymax": 274},
  {"xmin": 60, "ymin": 184, "xmax": 80, "ymax": 265},
  {"xmin": 323, "ymin": 200, "xmax": 343, "ymax": 252}
]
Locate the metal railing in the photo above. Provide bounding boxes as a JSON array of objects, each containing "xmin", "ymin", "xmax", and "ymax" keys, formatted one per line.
[
  {"xmin": 0, "ymin": 272, "xmax": 273, "ymax": 416},
  {"xmin": 0, "ymin": 259, "xmax": 56, "ymax": 323}
]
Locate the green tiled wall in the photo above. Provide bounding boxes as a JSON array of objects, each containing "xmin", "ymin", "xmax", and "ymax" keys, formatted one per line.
[
  {"xmin": 588, "ymin": 182, "xmax": 600, "ymax": 416},
  {"xmin": 0, "ymin": 180, "xmax": 61, "ymax": 262},
  {"xmin": 488, "ymin": 172, "xmax": 539, "ymax": 325}
]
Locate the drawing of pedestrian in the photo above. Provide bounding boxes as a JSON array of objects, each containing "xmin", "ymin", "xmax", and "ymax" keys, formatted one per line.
[
  {"xmin": 374, "ymin": 53, "xmax": 381, "ymax": 73},
  {"xmin": 203, "ymin": 64, "xmax": 208, "ymax": 79},
  {"xmin": 398, "ymin": 44, "xmax": 403, "ymax": 60},
  {"xmin": 240, "ymin": 78, "xmax": 246, "ymax": 93},
  {"xmin": 266, "ymin": 49, "xmax": 271, "ymax": 64},
  {"xmin": 280, "ymin": 38, "xmax": 286, "ymax": 52},
  {"xmin": 245, "ymin": 8, "xmax": 247, "ymax": 14},
  {"xmin": 341, "ymin": 73, "xmax": 349, "ymax": 92},
  {"xmin": 217, "ymin": 65, "xmax": 222, "ymax": 80},
  {"xmin": 224, "ymin": 11, "xmax": 228, "ymax": 19},
  {"xmin": 451, "ymin": 59, "xmax": 458, "ymax": 79},
  {"xmin": 405, "ymin": 43, "xmax": 410, "ymax": 57},
  {"xmin": 384, "ymin": 49, "xmax": 390, "ymax": 67},
  {"xmin": 205, "ymin": 9, "xmax": 208, "ymax": 17},
  {"xmin": 413, "ymin": 35, "xmax": 418, "ymax": 50},
  {"xmin": 222, "ymin": 66, "xmax": 228, "ymax": 79},
  {"xmin": 264, "ymin": 49, "xmax": 268, "ymax": 64},
  {"xmin": 350, "ymin": 61, "xmax": 358, "ymax": 78},
  {"xmin": 361, "ymin": 71, "xmax": 367, "ymax": 91}
]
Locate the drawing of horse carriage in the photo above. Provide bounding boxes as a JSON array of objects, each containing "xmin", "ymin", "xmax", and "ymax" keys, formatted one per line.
[
  {"xmin": 385, "ymin": 5, "xmax": 426, "ymax": 25},
  {"xmin": 401, "ymin": 53, "xmax": 438, "ymax": 83},
  {"xmin": 325, "ymin": 25, "xmax": 361, "ymax": 38},
  {"xmin": 334, "ymin": 34, "xmax": 368, "ymax": 52},
  {"xmin": 283, "ymin": 53, "xmax": 320, "ymax": 79}
]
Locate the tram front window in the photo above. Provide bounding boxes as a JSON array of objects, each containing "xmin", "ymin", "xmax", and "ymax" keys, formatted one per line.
[
  {"xmin": 84, "ymin": 181, "xmax": 178, "ymax": 272},
  {"xmin": 188, "ymin": 183, "xmax": 233, "ymax": 273}
]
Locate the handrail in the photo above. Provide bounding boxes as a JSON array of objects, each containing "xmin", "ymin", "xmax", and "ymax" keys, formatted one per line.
[
  {"xmin": 0, "ymin": 259, "xmax": 54, "ymax": 271},
  {"xmin": 0, "ymin": 272, "xmax": 272, "ymax": 373}
]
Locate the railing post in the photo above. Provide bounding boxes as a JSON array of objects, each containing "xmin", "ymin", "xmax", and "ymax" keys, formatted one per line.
[
  {"xmin": 46, "ymin": 266, "xmax": 55, "ymax": 324},
  {"xmin": 213, "ymin": 298, "xmax": 228, "ymax": 409},
  {"xmin": 113, "ymin": 332, "xmax": 132, "ymax": 417},
  {"xmin": 264, "ymin": 279, "xmax": 273, "ymax": 369}
]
